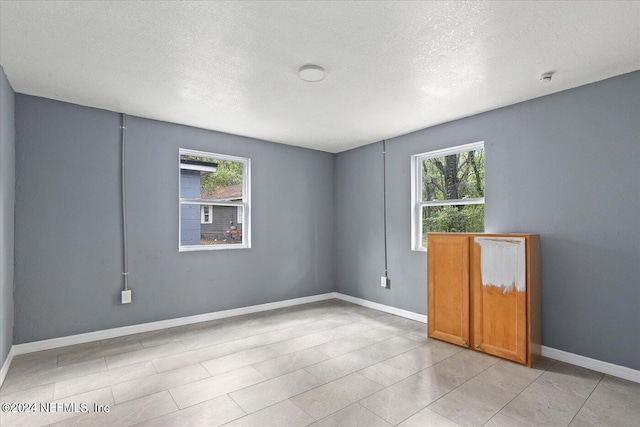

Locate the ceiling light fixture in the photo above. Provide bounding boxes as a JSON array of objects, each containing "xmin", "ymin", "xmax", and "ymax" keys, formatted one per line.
[{"xmin": 298, "ymin": 64, "xmax": 325, "ymax": 82}]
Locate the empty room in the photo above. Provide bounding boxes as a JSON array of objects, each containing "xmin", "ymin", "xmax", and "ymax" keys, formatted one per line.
[{"xmin": 0, "ymin": 1, "xmax": 639, "ymax": 426}]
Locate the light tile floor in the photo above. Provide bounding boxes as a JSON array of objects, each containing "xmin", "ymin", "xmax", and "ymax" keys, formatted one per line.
[{"xmin": 1, "ymin": 300, "xmax": 638, "ymax": 426}]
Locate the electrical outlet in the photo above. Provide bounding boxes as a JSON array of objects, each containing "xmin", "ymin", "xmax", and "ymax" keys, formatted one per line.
[
  {"xmin": 121, "ymin": 290, "xmax": 132, "ymax": 304},
  {"xmin": 381, "ymin": 276, "xmax": 389, "ymax": 288}
]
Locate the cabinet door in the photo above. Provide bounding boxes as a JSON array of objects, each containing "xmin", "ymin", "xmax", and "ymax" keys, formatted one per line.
[
  {"xmin": 427, "ymin": 234, "xmax": 470, "ymax": 348},
  {"xmin": 471, "ymin": 236, "xmax": 528, "ymax": 364}
]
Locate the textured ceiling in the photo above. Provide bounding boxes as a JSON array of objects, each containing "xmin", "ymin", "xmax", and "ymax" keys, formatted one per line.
[{"xmin": 1, "ymin": 1, "xmax": 639, "ymax": 153}]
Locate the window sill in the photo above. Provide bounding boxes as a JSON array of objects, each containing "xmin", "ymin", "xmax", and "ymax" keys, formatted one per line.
[{"xmin": 179, "ymin": 244, "xmax": 249, "ymax": 252}]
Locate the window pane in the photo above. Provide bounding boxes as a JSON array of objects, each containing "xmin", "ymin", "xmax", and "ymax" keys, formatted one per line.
[
  {"xmin": 421, "ymin": 204, "xmax": 485, "ymax": 246},
  {"xmin": 180, "ymin": 156, "xmax": 244, "ymax": 201},
  {"xmin": 421, "ymin": 149, "xmax": 484, "ymax": 201},
  {"xmin": 180, "ymin": 149, "xmax": 250, "ymax": 251},
  {"xmin": 201, "ymin": 158, "xmax": 244, "ymax": 201},
  {"xmin": 182, "ymin": 204, "xmax": 244, "ymax": 246}
]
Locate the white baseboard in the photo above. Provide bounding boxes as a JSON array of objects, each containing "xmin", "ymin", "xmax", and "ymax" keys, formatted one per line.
[
  {"xmin": 7, "ymin": 291, "xmax": 638, "ymax": 385},
  {"xmin": 334, "ymin": 292, "xmax": 427, "ymax": 323},
  {"xmin": 541, "ymin": 346, "xmax": 640, "ymax": 384},
  {"xmin": 1, "ymin": 346, "xmax": 15, "ymax": 387},
  {"xmin": 12, "ymin": 293, "xmax": 336, "ymax": 356},
  {"xmin": 334, "ymin": 293, "xmax": 639, "ymax": 384}
]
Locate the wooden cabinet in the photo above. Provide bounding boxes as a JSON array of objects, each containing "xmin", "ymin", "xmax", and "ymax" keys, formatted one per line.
[
  {"xmin": 427, "ymin": 233, "xmax": 540, "ymax": 367},
  {"xmin": 427, "ymin": 234, "xmax": 471, "ymax": 348}
]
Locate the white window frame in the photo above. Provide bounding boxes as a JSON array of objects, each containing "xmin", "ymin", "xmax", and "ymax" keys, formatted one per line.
[
  {"xmin": 237, "ymin": 206, "xmax": 243, "ymax": 224},
  {"xmin": 179, "ymin": 148, "xmax": 251, "ymax": 251},
  {"xmin": 411, "ymin": 141, "xmax": 484, "ymax": 251},
  {"xmin": 201, "ymin": 206, "xmax": 213, "ymax": 224}
]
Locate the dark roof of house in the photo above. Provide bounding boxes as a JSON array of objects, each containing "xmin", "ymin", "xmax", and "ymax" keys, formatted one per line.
[
  {"xmin": 180, "ymin": 159, "xmax": 219, "ymax": 168},
  {"xmin": 204, "ymin": 184, "xmax": 242, "ymax": 201}
]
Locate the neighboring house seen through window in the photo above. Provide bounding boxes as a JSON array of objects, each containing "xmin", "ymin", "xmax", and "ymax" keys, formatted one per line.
[
  {"xmin": 411, "ymin": 141, "xmax": 485, "ymax": 251},
  {"xmin": 179, "ymin": 148, "xmax": 250, "ymax": 251}
]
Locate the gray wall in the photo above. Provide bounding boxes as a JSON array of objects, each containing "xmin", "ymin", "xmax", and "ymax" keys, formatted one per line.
[
  {"xmin": 9, "ymin": 71, "xmax": 640, "ymax": 372},
  {"xmin": 0, "ymin": 66, "xmax": 15, "ymax": 367},
  {"xmin": 14, "ymin": 96, "xmax": 335, "ymax": 343},
  {"xmin": 335, "ymin": 71, "xmax": 640, "ymax": 370}
]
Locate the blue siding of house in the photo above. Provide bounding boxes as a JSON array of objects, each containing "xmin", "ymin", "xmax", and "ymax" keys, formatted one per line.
[{"xmin": 180, "ymin": 169, "xmax": 200, "ymax": 245}]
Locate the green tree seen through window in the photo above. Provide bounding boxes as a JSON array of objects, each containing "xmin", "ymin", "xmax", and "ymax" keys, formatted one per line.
[{"xmin": 421, "ymin": 149, "xmax": 484, "ymax": 238}]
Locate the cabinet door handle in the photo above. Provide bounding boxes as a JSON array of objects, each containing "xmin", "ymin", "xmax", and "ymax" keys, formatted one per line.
[
  {"xmin": 475, "ymin": 345, "xmax": 481, "ymax": 350},
  {"xmin": 462, "ymin": 341, "xmax": 468, "ymax": 347}
]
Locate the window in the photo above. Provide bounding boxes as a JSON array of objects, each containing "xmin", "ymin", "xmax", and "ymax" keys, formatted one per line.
[
  {"xmin": 411, "ymin": 141, "xmax": 484, "ymax": 251},
  {"xmin": 179, "ymin": 148, "xmax": 250, "ymax": 251},
  {"xmin": 201, "ymin": 206, "xmax": 212, "ymax": 224}
]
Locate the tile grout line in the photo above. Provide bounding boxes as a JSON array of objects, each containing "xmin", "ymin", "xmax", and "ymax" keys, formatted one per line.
[
  {"xmin": 164, "ymin": 386, "xmax": 184, "ymax": 418},
  {"xmin": 565, "ymin": 372, "xmax": 606, "ymax": 427},
  {"xmin": 387, "ymin": 354, "xmax": 491, "ymax": 426},
  {"xmin": 355, "ymin": 402, "xmax": 395, "ymax": 427},
  {"xmin": 478, "ymin": 359, "xmax": 559, "ymax": 427},
  {"xmin": 225, "ymin": 391, "xmax": 249, "ymax": 418}
]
